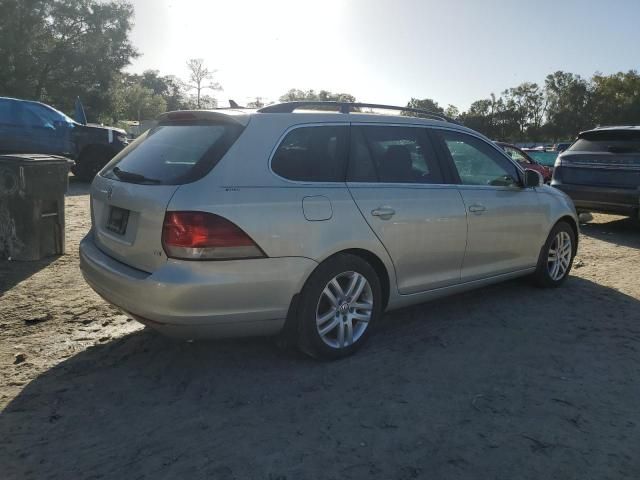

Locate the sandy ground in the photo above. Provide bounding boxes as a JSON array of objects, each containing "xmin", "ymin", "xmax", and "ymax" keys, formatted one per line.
[{"xmin": 1, "ymin": 180, "xmax": 639, "ymax": 479}]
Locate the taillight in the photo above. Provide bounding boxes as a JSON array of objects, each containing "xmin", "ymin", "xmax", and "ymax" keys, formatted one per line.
[{"xmin": 162, "ymin": 211, "xmax": 265, "ymax": 260}]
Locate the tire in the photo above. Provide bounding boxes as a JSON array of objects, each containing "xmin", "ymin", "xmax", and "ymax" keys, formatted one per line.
[
  {"xmin": 532, "ymin": 221, "xmax": 576, "ymax": 288},
  {"xmin": 74, "ymin": 147, "xmax": 113, "ymax": 182},
  {"xmin": 297, "ymin": 254, "xmax": 382, "ymax": 360}
]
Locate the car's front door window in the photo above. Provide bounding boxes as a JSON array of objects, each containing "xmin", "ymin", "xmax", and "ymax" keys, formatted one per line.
[{"xmin": 440, "ymin": 131, "xmax": 519, "ymax": 187}]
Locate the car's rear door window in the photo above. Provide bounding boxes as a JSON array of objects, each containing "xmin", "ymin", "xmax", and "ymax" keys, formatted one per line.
[
  {"xmin": 271, "ymin": 125, "xmax": 348, "ymax": 182},
  {"xmin": 347, "ymin": 125, "xmax": 444, "ymax": 183},
  {"xmin": 102, "ymin": 120, "xmax": 244, "ymax": 185}
]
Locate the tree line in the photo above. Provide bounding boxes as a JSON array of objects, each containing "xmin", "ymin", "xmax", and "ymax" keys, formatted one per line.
[
  {"xmin": 1, "ymin": 1, "xmax": 639, "ymax": 141},
  {"xmin": 451, "ymin": 70, "xmax": 640, "ymax": 142},
  {"xmin": 278, "ymin": 72, "xmax": 640, "ymax": 143}
]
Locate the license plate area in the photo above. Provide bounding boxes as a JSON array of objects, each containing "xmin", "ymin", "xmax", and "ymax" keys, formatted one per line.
[{"xmin": 106, "ymin": 206, "xmax": 130, "ymax": 235}]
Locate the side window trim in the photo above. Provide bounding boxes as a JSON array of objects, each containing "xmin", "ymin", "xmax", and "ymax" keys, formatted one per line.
[
  {"xmin": 348, "ymin": 125, "xmax": 380, "ymax": 182},
  {"xmin": 424, "ymin": 127, "xmax": 461, "ymax": 185},
  {"xmin": 268, "ymin": 122, "xmax": 350, "ymax": 185},
  {"xmin": 347, "ymin": 122, "xmax": 447, "ymax": 186},
  {"xmin": 430, "ymin": 127, "xmax": 525, "ymax": 188}
]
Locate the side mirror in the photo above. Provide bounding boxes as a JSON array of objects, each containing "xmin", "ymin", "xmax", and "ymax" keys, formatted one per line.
[{"xmin": 523, "ymin": 169, "xmax": 543, "ymax": 188}]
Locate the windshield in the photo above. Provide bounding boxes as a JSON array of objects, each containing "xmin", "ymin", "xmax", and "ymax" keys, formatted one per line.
[
  {"xmin": 21, "ymin": 102, "xmax": 75, "ymax": 128},
  {"xmin": 44, "ymin": 104, "xmax": 75, "ymax": 124},
  {"xmin": 102, "ymin": 121, "xmax": 244, "ymax": 184}
]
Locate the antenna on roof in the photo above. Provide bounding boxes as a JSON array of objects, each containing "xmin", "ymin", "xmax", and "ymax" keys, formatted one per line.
[{"xmin": 228, "ymin": 99, "xmax": 240, "ymax": 108}]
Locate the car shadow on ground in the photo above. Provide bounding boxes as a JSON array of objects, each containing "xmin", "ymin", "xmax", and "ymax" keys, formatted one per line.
[
  {"xmin": 580, "ymin": 216, "xmax": 640, "ymax": 249},
  {"xmin": 1, "ymin": 276, "xmax": 639, "ymax": 479}
]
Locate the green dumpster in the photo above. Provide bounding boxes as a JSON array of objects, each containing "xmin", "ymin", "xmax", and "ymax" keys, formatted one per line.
[{"xmin": 0, "ymin": 154, "xmax": 75, "ymax": 261}]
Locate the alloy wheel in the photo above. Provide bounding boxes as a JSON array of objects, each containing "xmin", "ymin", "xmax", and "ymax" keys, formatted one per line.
[
  {"xmin": 315, "ymin": 271, "xmax": 373, "ymax": 349},
  {"xmin": 547, "ymin": 231, "xmax": 572, "ymax": 281}
]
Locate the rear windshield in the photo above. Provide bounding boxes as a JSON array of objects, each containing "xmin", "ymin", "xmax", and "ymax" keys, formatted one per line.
[
  {"xmin": 569, "ymin": 130, "xmax": 640, "ymax": 154},
  {"xmin": 102, "ymin": 120, "xmax": 244, "ymax": 184}
]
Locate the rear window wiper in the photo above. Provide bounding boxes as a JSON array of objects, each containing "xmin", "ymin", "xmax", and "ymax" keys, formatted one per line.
[{"xmin": 112, "ymin": 166, "xmax": 161, "ymax": 184}]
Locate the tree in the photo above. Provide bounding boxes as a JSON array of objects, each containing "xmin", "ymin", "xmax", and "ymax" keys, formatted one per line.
[
  {"xmin": 404, "ymin": 98, "xmax": 444, "ymax": 115},
  {"xmin": 544, "ymin": 71, "xmax": 590, "ymax": 140},
  {"xmin": 121, "ymin": 84, "xmax": 166, "ymax": 121},
  {"xmin": 590, "ymin": 70, "xmax": 640, "ymax": 127},
  {"xmin": 246, "ymin": 97, "xmax": 265, "ymax": 108},
  {"xmin": 444, "ymin": 69, "xmax": 640, "ymax": 142},
  {"xmin": 98, "ymin": 73, "xmax": 173, "ymax": 124},
  {"xmin": 444, "ymin": 104, "xmax": 460, "ymax": 119},
  {"xmin": 279, "ymin": 89, "xmax": 356, "ymax": 103},
  {"xmin": 460, "ymin": 98, "xmax": 494, "ymax": 136},
  {"xmin": 459, "ymin": 93, "xmax": 520, "ymax": 141},
  {"xmin": 0, "ymin": 0, "xmax": 138, "ymax": 121},
  {"xmin": 137, "ymin": 70, "xmax": 186, "ymax": 111},
  {"xmin": 185, "ymin": 58, "xmax": 222, "ymax": 109},
  {"xmin": 195, "ymin": 95, "xmax": 218, "ymax": 109}
]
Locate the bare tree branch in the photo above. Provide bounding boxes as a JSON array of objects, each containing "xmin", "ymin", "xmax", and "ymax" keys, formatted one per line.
[{"xmin": 185, "ymin": 58, "xmax": 222, "ymax": 109}]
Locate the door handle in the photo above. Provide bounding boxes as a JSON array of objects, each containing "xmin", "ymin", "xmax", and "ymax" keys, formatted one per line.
[
  {"xmin": 468, "ymin": 204, "xmax": 486, "ymax": 214},
  {"xmin": 371, "ymin": 207, "xmax": 396, "ymax": 219}
]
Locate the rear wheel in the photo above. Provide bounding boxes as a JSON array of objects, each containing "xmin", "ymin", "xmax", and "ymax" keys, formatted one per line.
[
  {"xmin": 297, "ymin": 254, "xmax": 382, "ymax": 360},
  {"xmin": 533, "ymin": 221, "xmax": 576, "ymax": 287}
]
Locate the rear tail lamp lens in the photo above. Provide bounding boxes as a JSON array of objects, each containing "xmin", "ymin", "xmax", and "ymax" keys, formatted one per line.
[{"xmin": 162, "ymin": 211, "xmax": 265, "ymax": 260}]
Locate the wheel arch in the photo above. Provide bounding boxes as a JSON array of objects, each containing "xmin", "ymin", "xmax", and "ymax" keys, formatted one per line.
[
  {"xmin": 278, "ymin": 248, "xmax": 392, "ymax": 347},
  {"xmin": 338, "ymin": 248, "xmax": 391, "ymax": 311},
  {"xmin": 554, "ymin": 215, "xmax": 579, "ymax": 253}
]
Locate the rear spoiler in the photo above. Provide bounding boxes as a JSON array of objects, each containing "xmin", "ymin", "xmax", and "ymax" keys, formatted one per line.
[{"xmin": 156, "ymin": 110, "xmax": 251, "ymax": 127}]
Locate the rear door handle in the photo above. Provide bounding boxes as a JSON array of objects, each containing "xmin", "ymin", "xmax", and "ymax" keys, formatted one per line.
[
  {"xmin": 468, "ymin": 204, "xmax": 486, "ymax": 214},
  {"xmin": 371, "ymin": 207, "xmax": 396, "ymax": 219}
]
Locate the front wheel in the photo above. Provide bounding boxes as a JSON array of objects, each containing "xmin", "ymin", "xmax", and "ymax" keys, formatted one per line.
[
  {"xmin": 297, "ymin": 254, "xmax": 382, "ymax": 360},
  {"xmin": 533, "ymin": 221, "xmax": 576, "ymax": 287}
]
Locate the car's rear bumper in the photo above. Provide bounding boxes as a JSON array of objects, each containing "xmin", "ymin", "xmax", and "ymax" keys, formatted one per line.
[
  {"xmin": 79, "ymin": 231, "xmax": 318, "ymax": 339},
  {"xmin": 552, "ymin": 183, "xmax": 639, "ymax": 216}
]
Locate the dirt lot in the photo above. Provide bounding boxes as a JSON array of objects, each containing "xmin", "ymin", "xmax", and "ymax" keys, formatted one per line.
[{"xmin": 1, "ymin": 181, "xmax": 639, "ymax": 479}]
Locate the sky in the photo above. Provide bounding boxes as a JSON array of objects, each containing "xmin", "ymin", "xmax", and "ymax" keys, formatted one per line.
[{"xmin": 127, "ymin": 0, "xmax": 640, "ymax": 110}]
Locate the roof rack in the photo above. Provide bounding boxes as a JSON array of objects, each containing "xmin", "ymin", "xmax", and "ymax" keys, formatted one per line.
[{"xmin": 257, "ymin": 101, "xmax": 460, "ymax": 124}]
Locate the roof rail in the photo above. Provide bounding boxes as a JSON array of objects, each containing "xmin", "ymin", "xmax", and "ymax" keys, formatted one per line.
[
  {"xmin": 257, "ymin": 101, "xmax": 460, "ymax": 124},
  {"xmin": 593, "ymin": 124, "xmax": 639, "ymax": 129}
]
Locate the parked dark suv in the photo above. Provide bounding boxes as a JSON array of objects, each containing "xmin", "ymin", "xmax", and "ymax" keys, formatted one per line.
[
  {"xmin": 552, "ymin": 126, "xmax": 640, "ymax": 219},
  {"xmin": 0, "ymin": 97, "xmax": 128, "ymax": 181}
]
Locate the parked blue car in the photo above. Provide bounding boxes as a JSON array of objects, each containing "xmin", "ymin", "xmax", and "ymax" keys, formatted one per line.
[{"xmin": 0, "ymin": 96, "xmax": 128, "ymax": 181}]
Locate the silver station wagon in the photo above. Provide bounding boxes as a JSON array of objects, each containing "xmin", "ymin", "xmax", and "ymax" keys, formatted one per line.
[{"xmin": 80, "ymin": 101, "xmax": 579, "ymax": 359}]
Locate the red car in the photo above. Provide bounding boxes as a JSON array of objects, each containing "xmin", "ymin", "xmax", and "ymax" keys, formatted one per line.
[{"xmin": 495, "ymin": 142, "xmax": 553, "ymax": 183}]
